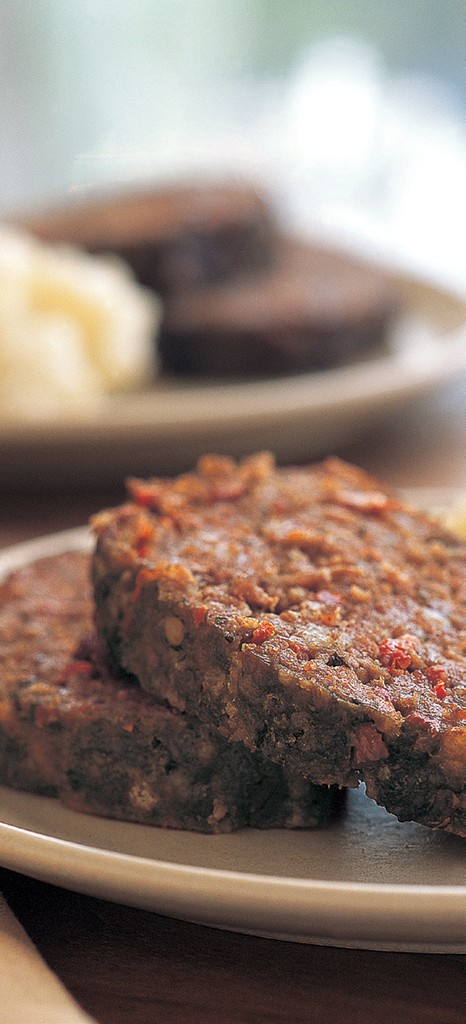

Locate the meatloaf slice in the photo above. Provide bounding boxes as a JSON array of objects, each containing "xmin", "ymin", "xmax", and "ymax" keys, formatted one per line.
[
  {"xmin": 159, "ymin": 240, "xmax": 394, "ymax": 378},
  {"xmin": 91, "ymin": 453, "xmax": 466, "ymax": 835},
  {"xmin": 0, "ymin": 551, "xmax": 340, "ymax": 832},
  {"xmin": 25, "ymin": 180, "xmax": 275, "ymax": 297}
]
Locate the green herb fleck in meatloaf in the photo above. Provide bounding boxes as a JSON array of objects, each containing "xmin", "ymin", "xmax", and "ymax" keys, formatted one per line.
[{"xmin": 91, "ymin": 453, "xmax": 465, "ymax": 835}]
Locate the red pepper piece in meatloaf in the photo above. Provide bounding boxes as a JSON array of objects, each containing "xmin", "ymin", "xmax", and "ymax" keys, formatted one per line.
[
  {"xmin": 0, "ymin": 551, "xmax": 341, "ymax": 832},
  {"xmin": 91, "ymin": 453, "xmax": 466, "ymax": 836}
]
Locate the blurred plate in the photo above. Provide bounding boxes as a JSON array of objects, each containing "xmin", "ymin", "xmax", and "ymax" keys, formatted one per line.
[{"xmin": 0, "ymin": 247, "xmax": 465, "ymax": 489}]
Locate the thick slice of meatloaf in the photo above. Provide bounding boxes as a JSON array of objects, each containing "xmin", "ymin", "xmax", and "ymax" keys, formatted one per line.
[
  {"xmin": 0, "ymin": 551, "xmax": 90, "ymax": 796},
  {"xmin": 91, "ymin": 452, "xmax": 466, "ymax": 835},
  {"xmin": 159, "ymin": 240, "xmax": 394, "ymax": 378},
  {"xmin": 24, "ymin": 180, "xmax": 275, "ymax": 297},
  {"xmin": 0, "ymin": 551, "xmax": 340, "ymax": 832}
]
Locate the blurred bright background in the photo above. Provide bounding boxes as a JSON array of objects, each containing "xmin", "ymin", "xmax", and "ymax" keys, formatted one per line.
[{"xmin": 1, "ymin": 0, "xmax": 465, "ymax": 289}]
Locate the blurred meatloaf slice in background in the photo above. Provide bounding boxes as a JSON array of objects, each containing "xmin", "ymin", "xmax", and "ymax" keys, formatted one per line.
[
  {"xmin": 159, "ymin": 238, "xmax": 395, "ymax": 377},
  {"xmin": 23, "ymin": 178, "xmax": 398, "ymax": 380},
  {"xmin": 23, "ymin": 180, "xmax": 275, "ymax": 297},
  {"xmin": 0, "ymin": 551, "xmax": 341, "ymax": 832},
  {"xmin": 92, "ymin": 453, "xmax": 466, "ymax": 835}
]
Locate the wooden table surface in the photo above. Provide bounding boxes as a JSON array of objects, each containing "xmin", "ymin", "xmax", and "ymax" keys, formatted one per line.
[{"xmin": 0, "ymin": 379, "xmax": 465, "ymax": 1024}]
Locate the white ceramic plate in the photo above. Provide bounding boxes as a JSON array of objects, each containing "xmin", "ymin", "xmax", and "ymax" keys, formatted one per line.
[
  {"xmin": 0, "ymin": 527, "xmax": 465, "ymax": 954},
  {"xmin": 0, "ymin": 258, "xmax": 465, "ymax": 489}
]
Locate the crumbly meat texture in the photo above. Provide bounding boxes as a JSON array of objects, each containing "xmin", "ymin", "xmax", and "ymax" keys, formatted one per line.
[
  {"xmin": 91, "ymin": 453, "xmax": 466, "ymax": 836},
  {"xmin": 0, "ymin": 551, "xmax": 340, "ymax": 832}
]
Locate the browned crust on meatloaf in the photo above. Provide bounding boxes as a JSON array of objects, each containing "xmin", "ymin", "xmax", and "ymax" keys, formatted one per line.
[
  {"xmin": 91, "ymin": 453, "xmax": 466, "ymax": 835},
  {"xmin": 0, "ymin": 551, "xmax": 341, "ymax": 832}
]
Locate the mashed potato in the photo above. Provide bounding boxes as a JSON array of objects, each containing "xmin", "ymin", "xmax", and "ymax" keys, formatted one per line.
[
  {"xmin": 445, "ymin": 499, "xmax": 466, "ymax": 540},
  {"xmin": 0, "ymin": 226, "xmax": 161, "ymax": 422}
]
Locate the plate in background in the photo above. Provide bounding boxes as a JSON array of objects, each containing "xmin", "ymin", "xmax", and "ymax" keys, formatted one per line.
[{"xmin": 0, "ymin": 240, "xmax": 465, "ymax": 489}]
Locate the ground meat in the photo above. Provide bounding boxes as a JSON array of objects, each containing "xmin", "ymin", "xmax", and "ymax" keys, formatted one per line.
[
  {"xmin": 159, "ymin": 240, "xmax": 394, "ymax": 378},
  {"xmin": 91, "ymin": 453, "xmax": 465, "ymax": 835},
  {"xmin": 0, "ymin": 551, "xmax": 341, "ymax": 832},
  {"xmin": 25, "ymin": 181, "xmax": 275, "ymax": 297}
]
